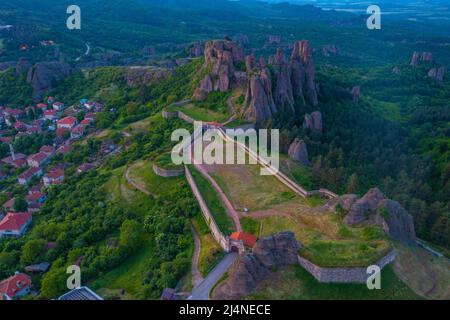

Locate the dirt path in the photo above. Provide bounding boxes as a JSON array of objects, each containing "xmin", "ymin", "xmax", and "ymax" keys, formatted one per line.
[
  {"xmin": 124, "ymin": 166, "xmax": 155, "ymax": 197},
  {"xmin": 194, "ymin": 163, "xmax": 242, "ymax": 232},
  {"xmin": 190, "ymin": 225, "xmax": 204, "ymax": 288}
]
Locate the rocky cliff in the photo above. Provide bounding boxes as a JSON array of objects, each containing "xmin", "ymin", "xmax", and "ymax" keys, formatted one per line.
[
  {"xmin": 332, "ymin": 188, "xmax": 416, "ymax": 244},
  {"xmin": 428, "ymin": 66, "xmax": 445, "ymax": 82},
  {"xmin": 213, "ymin": 232, "xmax": 300, "ymax": 300},
  {"xmin": 27, "ymin": 62, "xmax": 72, "ymax": 101},
  {"xmin": 288, "ymin": 138, "xmax": 309, "ymax": 166},
  {"xmin": 244, "ymin": 40, "xmax": 319, "ymax": 123},
  {"xmin": 303, "ymin": 111, "xmax": 322, "ymax": 132},
  {"xmin": 193, "ymin": 39, "xmax": 245, "ymax": 101}
]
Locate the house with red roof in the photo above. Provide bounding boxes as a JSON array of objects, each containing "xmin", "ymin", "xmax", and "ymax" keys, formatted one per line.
[
  {"xmin": 2, "ymin": 198, "xmax": 15, "ymax": 212},
  {"xmin": 36, "ymin": 103, "xmax": 47, "ymax": 110},
  {"xmin": 18, "ymin": 167, "xmax": 43, "ymax": 185},
  {"xmin": 25, "ymin": 192, "xmax": 46, "ymax": 205},
  {"xmin": 39, "ymin": 145, "xmax": 55, "ymax": 156},
  {"xmin": 43, "ymin": 168, "xmax": 64, "ymax": 187},
  {"xmin": 13, "ymin": 121, "xmax": 27, "ymax": 131},
  {"xmin": 44, "ymin": 109, "xmax": 58, "ymax": 120},
  {"xmin": 71, "ymin": 124, "xmax": 85, "ymax": 139},
  {"xmin": 84, "ymin": 113, "xmax": 96, "ymax": 122},
  {"xmin": 47, "ymin": 97, "xmax": 55, "ymax": 104},
  {"xmin": 230, "ymin": 232, "xmax": 258, "ymax": 248},
  {"xmin": 0, "ymin": 273, "xmax": 32, "ymax": 300},
  {"xmin": 77, "ymin": 163, "xmax": 95, "ymax": 174},
  {"xmin": 57, "ymin": 116, "xmax": 77, "ymax": 130},
  {"xmin": 1, "ymin": 153, "xmax": 27, "ymax": 169},
  {"xmin": 0, "ymin": 212, "xmax": 32, "ymax": 238},
  {"xmin": 27, "ymin": 152, "xmax": 49, "ymax": 168}
]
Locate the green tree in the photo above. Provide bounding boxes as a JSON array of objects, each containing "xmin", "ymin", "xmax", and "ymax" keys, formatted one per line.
[
  {"xmin": 20, "ymin": 239, "xmax": 47, "ymax": 265},
  {"xmin": 13, "ymin": 196, "xmax": 28, "ymax": 212}
]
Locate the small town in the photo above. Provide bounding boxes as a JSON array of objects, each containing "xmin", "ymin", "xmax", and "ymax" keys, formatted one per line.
[{"xmin": 0, "ymin": 97, "xmax": 113, "ymax": 300}]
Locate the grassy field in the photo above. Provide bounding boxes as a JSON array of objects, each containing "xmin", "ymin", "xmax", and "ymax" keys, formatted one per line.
[
  {"xmin": 154, "ymin": 152, "xmax": 183, "ymax": 170},
  {"xmin": 192, "ymin": 214, "xmax": 225, "ymax": 277},
  {"xmin": 241, "ymin": 213, "xmax": 391, "ymax": 268},
  {"xmin": 392, "ymin": 243, "xmax": 450, "ymax": 300},
  {"xmin": 208, "ymin": 162, "xmax": 298, "ymax": 212},
  {"xmin": 91, "ymin": 236, "xmax": 155, "ymax": 300},
  {"xmin": 248, "ymin": 265, "xmax": 421, "ymax": 300},
  {"xmin": 127, "ymin": 159, "xmax": 184, "ymax": 198},
  {"xmin": 279, "ymin": 155, "xmax": 317, "ymax": 190},
  {"xmin": 167, "ymin": 103, "xmax": 230, "ymax": 123},
  {"xmin": 189, "ymin": 165, "xmax": 235, "ymax": 235}
]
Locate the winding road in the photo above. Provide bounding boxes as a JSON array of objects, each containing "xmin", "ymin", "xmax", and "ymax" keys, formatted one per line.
[{"xmin": 188, "ymin": 252, "xmax": 238, "ymax": 300}]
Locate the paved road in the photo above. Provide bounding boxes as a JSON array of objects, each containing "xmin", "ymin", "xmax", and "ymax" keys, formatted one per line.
[
  {"xmin": 188, "ymin": 252, "xmax": 238, "ymax": 300},
  {"xmin": 190, "ymin": 225, "xmax": 205, "ymax": 288}
]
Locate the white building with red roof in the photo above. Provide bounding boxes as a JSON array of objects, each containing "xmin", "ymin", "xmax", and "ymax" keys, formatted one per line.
[
  {"xmin": 18, "ymin": 167, "xmax": 43, "ymax": 185},
  {"xmin": 44, "ymin": 109, "xmax": 58, "ymax": 120},
  {"xmin": 43, "ymin": 168, "xmax": 64, "ymax": 187},
  {"xmin": 0, "ymin": 273, "xmax": 32, "ymax": 300},
  {"xmin": 0, "ymin": 212, "xmax": 32, "ymax": 238},
  {"xmin": 71, "ymin": 124, "xmax": 85, "ymax": 139},
  {"xmin": 57, "ymin": 116, "xmax": 77, "ymax": 130},
  {"xmin": 27, "ymin": 152, "xmax": 49, "ymax": 168},
  {"xmin": 39, "ymin": 145, "xmax": 56, "ymax": 156}
]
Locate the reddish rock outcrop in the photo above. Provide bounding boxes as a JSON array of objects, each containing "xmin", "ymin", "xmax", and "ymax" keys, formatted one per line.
[
  {"xmin": 322, "ymin": 44, "xmax": 339, "ymax": 57},
  {"xmin": 272, "ymin": 49, "xmax": 295, "ymax": 113},
  {"xmin": 342, "ymin": 188, "xmax": 416, "ymax": 244},
  {"xmin": 288, "ymin": 138, "xmax": 309, "ymax": 166},
  {"xmin": 193, "ymin": 39, "xmax": 245, "ymax": 101},
  {"xmin": 351, "ymin": 86, "xmax": 361, "ymax": 103},
  {"xmin": 243, "ymin": 56, "xmax": 277, "ymax": 123},
  {"xmin": 428, "ymin": 66, "xmax": 445, "ymax": 82},
  {"xmin": 411, "ymin": 51, "xmax": 434, "ymax": 67},
  {"xmin": 303, "ymin": 111, "xmax": 322, "ymax": 132},
  {"xmin": 189, "ymin": 41, "xmax": 204, "ymax": 58},
  {"xmin": 344, "ymin": 188, "xmax": 385, "ymax": 225},
  {"xmin": 212, "ymin": 232, "xmax": 300, "ymax": 300},
  {"xmin": 26, "ymin": 62, "xmax": 72, "ymax": 101}
]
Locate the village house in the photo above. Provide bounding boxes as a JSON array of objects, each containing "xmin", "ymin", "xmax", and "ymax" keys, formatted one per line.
[
  {"xmin": 57, "ymin": 116, "xmax": 77, "ymax": 130},
  {"xmin": 71, "ymin": 124, "xmax": 85, "ymax": 139},
  {"xmin": 36, "ymin": 103, "xmax": 47, "ymax": 110},
  {"xmin": 28, "ymin": 183, "xmax": 43, "ymax": 194},
  {"xmin": 0, "ymin": 212, "xmax": 32, "ymax": 238},
  {"xmin": 18, "ymin": 167, "xmax": 43, "ymax": 185},
  {"xmin": 44, "ymin": 109, "xmax": 58, "ymax": 121},
  {"xmin": 25, "ymin": 192, "xmax": 46, "ymax": 206},
  {"xmin": 230, "ymin": 232, "xmax": 258, "ymax": 248},
  {"xmin": 27, "ymin": 152, "xmax": 49, "ymax": 168},
  {"xmin": 47, "ymin": 97, "xmax": 55, "ymax": 104},
  {"xmin": 39, "ymin": 145, "xmax": 56, "ymax": 156},
  {"xmin": 13, "ymin": 121, "xmax": 27, "ymax": 132},
  {"xmin": 84, "ymin": 113, "xmax": 96, "ymax": 123},
  {"xmin": 52, "ymin": 102, "xmax": 65, "ymax": 111},
  {"xmin": 0, "ymin": 272, "xmax": 32, "ymax": 300},
  {"xmin": 43, "ymin": 168, "xmax": 64, "ymax": 187},
  {"xmin": 1, "ymin": 152, "xmax": 27, "ymax": 169},
  {"xmin": 2, "ymin": 198, "xmax": 15, "ymax": 212}
]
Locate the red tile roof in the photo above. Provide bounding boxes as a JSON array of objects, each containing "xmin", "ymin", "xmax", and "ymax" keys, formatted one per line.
[
  {"xmin": 57, "ymin": 116, "xmax": 77, "ymax": 126},
  {"xmin": 230, "ymin": 232, "xmax": 258, "ymax": 248},
  {"xmin": 28, "ymin": 152, "xmax": 48, "ymax": 164},
  {"xmin": 44, "ymin": 110, "xmax": 57, "ymax": 116},
  {"xmin": 39, "ymin": 145, "xmax": 55, "ymax": 155},
  {"xmin": 36, "ymin": 103, "xmax": 47, "ymax": 109},
  {"xmin": 0, "ymin": 273, "xmax": 32, "ymax": 300},
  {"xmin": 0, "ymin": 212, "xmax": 32, "ymax": 232},
  {"xmin": 46, "ymin": 168, "xmax": 64, "ymax": 179},
  {"xmin": 25, "ymin": 192, "xmax": 45, "ymax": 203},
  {"xmin": 18, "ymin": 167, "xmax": 41, "ymax": 180}
]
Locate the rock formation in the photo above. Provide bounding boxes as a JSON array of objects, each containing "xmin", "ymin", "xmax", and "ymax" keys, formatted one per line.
[
  {"xmin": 303, "ymin": 111, "xmax": 322, "ymax": 132},
  {"xmin": 15, "ymin": 58, "xmax": 31, "ymax": 76},
  {"xmin": 428, "ymin": 66, "xmax": 445, "ymax": 82},
  {"xmin": 213, "ymin": 232, "xmax": 300, "ymax": 300},
  {"xmin": 344, "ymin": 188, "xmax": 385, "ymax": 225},
  {"xmin": 272, "ymin": 49, "xmax": 295, "ymax": 113},
  {"xmin": 188, "ymin": 42, "xmax": 204, "ymax": 58},
  {"xmin": 322, "ymin": 44, "xmax": 339, "ymax": 57},
  {"xmin": 290, "ymin": 40, "xmax": 318, "ymax": 107},
  {"xmin": 411, "ymin": 51, "xmax": 434, "ymax": 67},
  {"xmin": 288, "ymin": 138, "xmax": 309, "ymax": 166},
  {"xmin": 351, "ymin": 86, "xmax": 361, "ymax": 103},
  {"xmin": 193, "ymin": 39, "xmax": 245, "ymax": 101},
  {"xmin": 337, "ymin": 188, "xmax": 416, "ymax": 244},
  {"xmin": 243, "ymin": 56, "xmax": 277, "ymax": 123},
  {"xmin": 123, "ymin": 67, "xmax": 173, "ymax": 87},
  {"xmin": 26, "ymin": 62, "xmax": 72, "ymax": 101}
]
